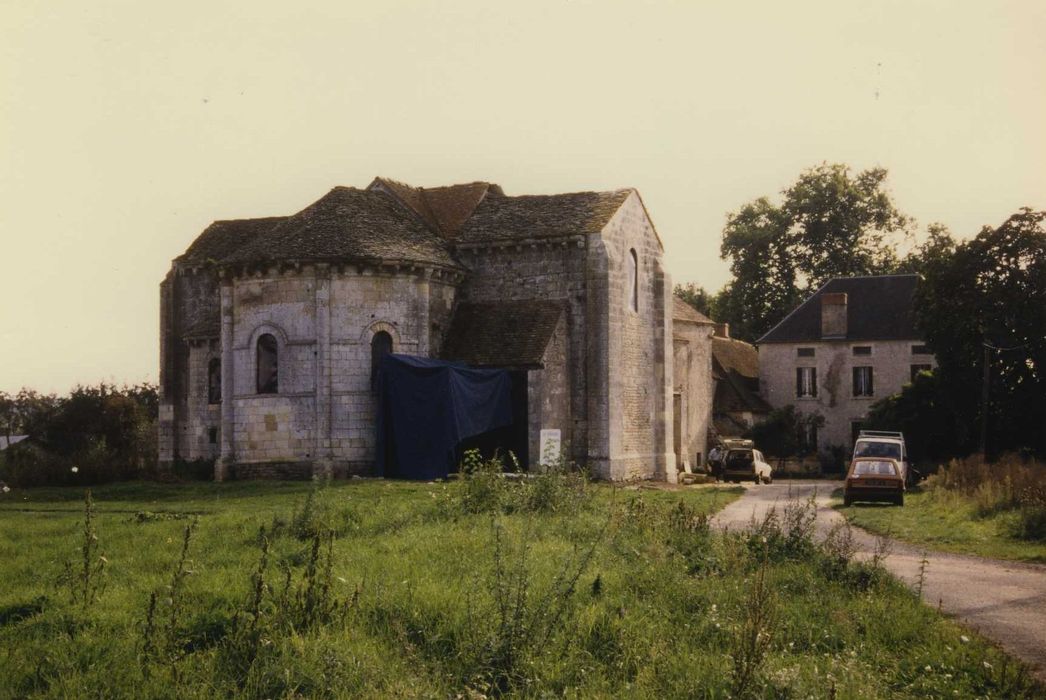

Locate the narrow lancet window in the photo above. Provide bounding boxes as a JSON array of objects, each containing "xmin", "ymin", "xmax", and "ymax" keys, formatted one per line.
[
  {"xmin": 256, "ymin": 334, "xmax": 279, "ymax": 394},
  {"xmin": 371, "ymin": 331, "xmax": 393, "ymax": 393},
  {"xmin": 207, "ymin": 358, "xmax": 221, "ymax": 404},
  {"xmin": 628, "ymin": 248, "xmax": 639, "ymax": 312}
]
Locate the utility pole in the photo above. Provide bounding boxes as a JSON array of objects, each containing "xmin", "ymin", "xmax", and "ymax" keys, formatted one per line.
[{"xmin": 979, "ymin": 342, "xmax": 990, "ymax": 458}]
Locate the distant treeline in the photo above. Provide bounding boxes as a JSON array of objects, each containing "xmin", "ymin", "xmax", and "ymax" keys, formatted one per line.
[{"xmin": 0, "ymin": 383, "xmax": 158, "ymax": 487}]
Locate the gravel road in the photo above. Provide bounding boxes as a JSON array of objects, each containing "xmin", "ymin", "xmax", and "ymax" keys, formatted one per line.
[{"xmin": 711, "ymin": 480, "xmax": 1046, "ymax": 682}]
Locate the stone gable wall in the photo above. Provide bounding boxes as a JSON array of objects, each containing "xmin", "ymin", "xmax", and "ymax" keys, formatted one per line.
[
  {"xmin": 589, "ymin": 192, "xmax": 674, "ymax": 480},
  {"xmin": 454, "ymin": 243, "xmax": 588, "ymax": 464}
]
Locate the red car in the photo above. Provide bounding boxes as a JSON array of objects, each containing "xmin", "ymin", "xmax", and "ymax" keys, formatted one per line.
[{"xmin": 843, "ymin": 458, "xmax": 905, "ymax": 506}]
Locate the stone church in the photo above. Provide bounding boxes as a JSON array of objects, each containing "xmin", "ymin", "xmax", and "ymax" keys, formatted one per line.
[{"xmin": 158, "ymin": 177, "xmax": 714, "ymax": 481}]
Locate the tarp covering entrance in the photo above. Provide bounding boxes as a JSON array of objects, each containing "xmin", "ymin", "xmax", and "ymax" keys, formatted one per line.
[{"xmin": 375, "ymin": 354, "xmax": 514, "ymax": 480}]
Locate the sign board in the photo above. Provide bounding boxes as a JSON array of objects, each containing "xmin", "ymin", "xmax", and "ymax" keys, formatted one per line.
[{"xmin": 539, "ymin": 429, "xmax": 562, "ymax": 467}]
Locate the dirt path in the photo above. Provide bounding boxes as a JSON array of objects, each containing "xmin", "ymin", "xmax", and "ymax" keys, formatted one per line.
[{"xmin": 711, "ymin": 480, "xmax": 1046, "ymax": 682}]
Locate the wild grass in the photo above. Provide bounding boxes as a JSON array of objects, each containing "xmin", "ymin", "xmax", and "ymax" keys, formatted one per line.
[
  {"xmin": 0, "ymin": 475, "xmax": 1040, "ymax": 698},
  {"xmin": 840, "ymin": 454, "xmax": 1046, "ymax": 562}
]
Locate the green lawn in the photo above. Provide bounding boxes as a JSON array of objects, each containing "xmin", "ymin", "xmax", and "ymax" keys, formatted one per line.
[
  {"xmin": 0, "ymin": 478, "xmax": 1040, "ymax": 698},
  {"xmin": 837, "ymin": 487, "xmax": 1046, "ymax": 564}
]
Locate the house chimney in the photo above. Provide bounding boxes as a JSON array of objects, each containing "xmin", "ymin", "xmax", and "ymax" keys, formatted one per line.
[
  {"xmin": 713, "ymin": 322, "xmax": 729, "ymax": 338},
  {"xmin": 821, "ymin": 292, "xmax": 848, "ymax": 338}
]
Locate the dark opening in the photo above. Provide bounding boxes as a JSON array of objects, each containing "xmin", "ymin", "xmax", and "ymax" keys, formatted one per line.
[
  {"xmin": 456, "ymin": 370, "xmax": 529, "ymax": 470},
  {"xmin": 371, "ymin": 331, "xmax": 393, "ymax": 393},
  {"xmin": 207, "ymin": 358, "xmax": 222, "ymax": 404},
  {"xmin": 256, "ymin": 334, "xmax": 278, "ymax": 394}
]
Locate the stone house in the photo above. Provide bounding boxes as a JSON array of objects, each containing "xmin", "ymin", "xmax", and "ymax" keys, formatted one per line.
[
  {"xmin": 159, "ymin": 177, "xmax": 715, "ymax": 481},
  {"xmin": 709, "ymin": 325, "xmax": 771, "ymax": 438},
  {"xmin": 756, "ymin": 274, "xmax": 936, "ymax": 452}
]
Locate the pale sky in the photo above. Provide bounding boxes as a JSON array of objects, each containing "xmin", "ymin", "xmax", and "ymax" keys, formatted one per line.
[{"xmin": 1, "ymin": 0, "xmax": 1043, "ymax": 394}]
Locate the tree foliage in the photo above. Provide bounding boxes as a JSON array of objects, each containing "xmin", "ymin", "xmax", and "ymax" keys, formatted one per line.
[
  {"xmin": 673, "ymin": 282, "xmax": 715, "ymax": 317},
  {"xmin": 745, "ymin": 406, "xmax": 824, "ymax": 460},
  {"xmin": 0, "ymin": 383, "xmax": 159, "ymax": 486},
  {"xmin": 913, "ymin": 208, "xmax": 1046, "ymax": 457},
  {"xmin": 683, "ymin": 163, "xmax": 914, "ymax": 341}
]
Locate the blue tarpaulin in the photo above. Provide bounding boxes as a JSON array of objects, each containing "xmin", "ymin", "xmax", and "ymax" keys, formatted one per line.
[{"xmin": 375, "ymin": 354, "xmax": 514, "ymax": 480}]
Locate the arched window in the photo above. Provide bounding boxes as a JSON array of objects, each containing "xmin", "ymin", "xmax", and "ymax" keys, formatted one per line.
[
  {"xmin": 256, "ymin": 334, "xmax": 279, "ymax": 394},
  {"xmin": 371, "ymin": 331, "xmax": 393, "ymax": 393},
  {"xmin": 207, "ymin": 358, "xmax": 222, "ymax": 404},
  {"xmin": 628, "ymin": 248, "xmax": 639, "ymax": 312}
]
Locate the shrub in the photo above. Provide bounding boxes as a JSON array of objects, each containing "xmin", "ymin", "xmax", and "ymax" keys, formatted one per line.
[{"xmin": 925, "ymin": 453, "xmax": 1045, "ymax": 519}]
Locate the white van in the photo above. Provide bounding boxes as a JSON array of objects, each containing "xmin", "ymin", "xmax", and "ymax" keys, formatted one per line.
[{"xmin": 852, "ymin": 431, "xmax": 909, "ymax": 483}]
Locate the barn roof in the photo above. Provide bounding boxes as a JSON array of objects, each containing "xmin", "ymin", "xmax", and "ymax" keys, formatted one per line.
[
  {"xmin": 442, "ymin": 300, "xmax": 564, "ymax": 368},
  {"xmin": 757, "ymin": 274, "xmax": 921, "ymax": 344}
]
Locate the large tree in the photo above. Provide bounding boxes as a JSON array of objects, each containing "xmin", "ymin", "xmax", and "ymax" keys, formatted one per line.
[
  {"xmin": 914, "ymin": 208, "xmax": 1046, "ymax": 457},
  {"xmin": 710, "ymin": 163, "xmax": 912, "ymax": 341}
]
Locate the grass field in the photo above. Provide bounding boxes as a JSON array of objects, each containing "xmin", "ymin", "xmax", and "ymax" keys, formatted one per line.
[
  {"xmin": 837, "ymin": 488, "xmax": 1046, "ymax": 564},
  {"xmin": 0, "ymin": 476, "xmax": 1041, "ymax": 699}
]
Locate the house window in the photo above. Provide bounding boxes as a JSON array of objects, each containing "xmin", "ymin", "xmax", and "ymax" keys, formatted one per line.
[
  {"xmin": 797, "ymin": 347, "xmax": 815, "ymax": 358},
  {"xmin": 796, "ymin": 367, "xmax": 817, "ymax": 398},
  {"xmin": 852, "ymin": 346, "xmax": 872, "ymax": 356},
  {"xmin": 628, "ymin": 249, "xmax": 639, "ymax": 312},
  {"xmin": 256, "ymin": 334, "xmax": 279, "ymax": 394},
  {"xmin": 371, "ymin": 331, "xmax": 393, "ymax": 393},
  {"xmin": 912, "ymin": 344, "xmax": 931, "ymax": 355},
  {"xmin": 911, "ymin": 364, "xmax": 932, "ymax": 382},
  {"xmin": 852, "ymin": 366, "xmax": 874, "ymax": 397},
  {"xmin": 207, "ymin": 358, "xmax": 221, "ymax": 404},
  {"xmin": 208, "ymin": 427, "xmax": 218, "ymax": 445}
]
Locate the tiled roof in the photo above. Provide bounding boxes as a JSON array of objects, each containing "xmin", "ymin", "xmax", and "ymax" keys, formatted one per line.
[
  {"xmin": 711, "ymin": 336, "xmax": 771, "ymax": 415},
  {"xmin": 673, "ymin": 296, "xmax": 714, "ymax": 325},
  {"xmin": 176, "ymin": 217, "xmax": 285, "ymax": 266},
  {"xmin": 442, "ymin": 300, "xmax": 563, "ymax": 368},
  {"xmin": 455, "ymin": 190, "xmax": 632, "ymax": 243},
  {"xmin": 222, "ymin": 188, "xmax": 460, "ymax": 269},
  {"xmin": 371, "ymin": 177, "xmax": 498, "ymax": 239},
  {"xmin": 712, "ymin": 337, "xmax": 759, "ymax": 380},
  {"xmin": 757, "ymin": 275, "xmax": 921, "ymax": 344}
]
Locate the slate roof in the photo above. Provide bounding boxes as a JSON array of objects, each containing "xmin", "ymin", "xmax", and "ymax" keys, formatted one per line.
[
  {"xmin": 0, "ymin": 435, "xmax": 29, "ymax": 451},
  {"xmin": 441, "ymin": 300, "xmax": 564, "ymax": 368},
  {"xmin": 176, "ymin": 217, "xmax": 286, "ymax": 266},
  {"xmin": 673, "ymin": 297, "xmax": 714, "ymax": 325},
  {"xmin": 757, "ymin": 275, "xmax": 922, "ymax": 344},
  {"xmin": 222, "ymin": 188, "xmax": 460, "ymax": 269},
  {"xmin": 455, "ymin": 190, "xmax": 632, "ymax": 243}
]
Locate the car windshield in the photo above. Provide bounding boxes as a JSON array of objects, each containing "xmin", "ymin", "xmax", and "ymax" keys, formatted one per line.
[
  {"xmin": 853, "ymin": 460, "xmax": 897, "ymax": 476},
  {"xmin": 725, "ymin": 450, "xmax": 753, "ymax": 466},
  {"xmin": 854, "ymin": 441, "xmax": 901, "ymax": 460}
]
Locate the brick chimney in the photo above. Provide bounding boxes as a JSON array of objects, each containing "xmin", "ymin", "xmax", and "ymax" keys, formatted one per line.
[
  {"xmin": 820, "ymin": 292, "xmax": 848, "ymax": 338},
  {"xmin": 713, "ymin": 322, "xmax": 729, "ymax": 338}
]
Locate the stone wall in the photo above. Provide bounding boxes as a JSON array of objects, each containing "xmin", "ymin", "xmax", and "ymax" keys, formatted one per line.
[
  {"xmin": 526, "ymin": 312, "xmax": 570, "ymax": 467},
  {"xmin": 455, "ymin": 242, "xmax": 588, "ymax": 464},
  {"xmin": 590, "ymin": 192, "xmax": 674, "ymax": 480},
  {"xmin": 759, "ymin": 339, "xmax": 937, "ymax": 450},
  {"xmin": 673, "ymin": 321, "xmax": 714, "ymax": 471}
]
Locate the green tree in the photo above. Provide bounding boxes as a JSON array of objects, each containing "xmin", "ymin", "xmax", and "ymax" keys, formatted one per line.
[
  {"xmin": 915, "ymin": 208, "xmax": 1046, "ymax": 457},
  {"xmin": 712, "ymin": 163, "xmax": 912, "ymax": 341},
  {"xmin": 673, "ymin": 282, "xmax": 715, "ymax": 317}
]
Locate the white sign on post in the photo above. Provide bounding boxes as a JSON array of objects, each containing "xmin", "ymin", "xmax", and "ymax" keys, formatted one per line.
[{"xmin": 539, "ymin": 429, "xmax": 562, "ymax": 468}]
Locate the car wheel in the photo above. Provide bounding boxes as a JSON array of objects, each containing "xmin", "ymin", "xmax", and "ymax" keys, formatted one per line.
[{"xmin": 895, "ymin": 493, "xmax": 904, "ymax": 507}]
